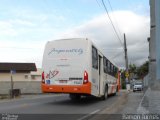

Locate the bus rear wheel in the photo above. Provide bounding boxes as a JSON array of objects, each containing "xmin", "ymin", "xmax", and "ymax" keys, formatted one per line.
[{"xmin": 101, "ymin": 85, "xmax": 108, "ymax": 100}]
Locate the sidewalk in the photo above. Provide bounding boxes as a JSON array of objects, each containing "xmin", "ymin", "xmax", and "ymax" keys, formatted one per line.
[
  {"xmin": 88, "ymin": 88, "xmax": 160, "ymax": 120},
  {"xmin": 137, "ymin": 87, "xmax": 160, "ymax": 114}
]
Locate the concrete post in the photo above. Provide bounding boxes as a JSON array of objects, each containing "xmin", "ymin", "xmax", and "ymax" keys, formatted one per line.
[
  {"xmin": 149, "ymin": 0, "xmax": 156, "ymax": 87},
  {"xmin": 155, "ymin": 0, "xmax": 160, "ymax": 81}
]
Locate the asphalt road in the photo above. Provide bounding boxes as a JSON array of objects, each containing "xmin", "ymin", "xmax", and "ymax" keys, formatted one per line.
[{"xmin": 0, "ymin": 92, "xmax": 125, "ymax": 120}]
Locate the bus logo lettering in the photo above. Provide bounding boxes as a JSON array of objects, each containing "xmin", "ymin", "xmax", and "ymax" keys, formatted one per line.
[{"xmin": 46, "ymin": 70, "xmax": 59, "ymax": 79}]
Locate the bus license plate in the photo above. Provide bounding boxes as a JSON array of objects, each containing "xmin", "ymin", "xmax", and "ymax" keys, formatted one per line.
[
  {"xmin": 74, "ymin": 80, "xmax": 82, "ymax": 85},
  {"xmin": 59, "ymin": 80, "xmax": 67, "ymax": 83}
]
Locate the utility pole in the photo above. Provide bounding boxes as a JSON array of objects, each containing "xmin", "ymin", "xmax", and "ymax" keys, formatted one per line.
[
  {"xmin": 155, "ymin": 0, "xmax": 160, "ymax": 81},
  {"xmin": 124, "ymin": 33, "xmax": 129, "ymax": 72},
  {"xmin": 124, "ymin": 33, "xmax": 130, "ymax": 89},
  {"xmin": 10, "ymin": 70, "xmax": 16, "ymax": 98},
  {"xmin": 10, "ymin": 70, "xmax": 14, "ymax": 98}
]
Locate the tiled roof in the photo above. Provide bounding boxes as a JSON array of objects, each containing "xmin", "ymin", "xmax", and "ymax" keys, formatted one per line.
[{"xmin": 0, "ymin": 63, "xmax": 37, "ymax": 72}]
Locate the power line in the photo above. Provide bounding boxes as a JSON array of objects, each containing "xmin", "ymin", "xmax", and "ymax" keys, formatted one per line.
[
  {"xmin": 107, "ymin": 0, "xmax": 123, "ymax": 40},
  {"xmin": 111, "ymin": 51, "xmax": 124, "ymax": 60},
  {"xmin": 0, "ymin": 47, "xmax": 39, "ymax": 50},
  {"xmin": 95, "ymin": 0, "xmax": 103, "ymax": 10},
  {"xmin": 102, "ymin": 48, "xmax": 123, "ymax": 50},
  {"xmin": 101, "ymin": 0, "xmax": 124, "ymax": 47}
]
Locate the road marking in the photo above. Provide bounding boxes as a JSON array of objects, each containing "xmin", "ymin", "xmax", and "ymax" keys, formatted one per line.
[
  {"xmin": 77, "ymin": 109, "xmax": 100, "ymax": 120},
  {"xmin": 138, "ymin": 89, "xmax": 147, "ymax": 107}
]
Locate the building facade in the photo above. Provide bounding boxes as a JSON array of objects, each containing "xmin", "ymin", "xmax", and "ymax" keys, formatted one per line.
[
  {"xmin": 0, "ymin": 63, "xmax": 42, "ymax": 94},
  {"xmin": 0, "ymin": 63, "xmax": 41, "ymax": 81}
]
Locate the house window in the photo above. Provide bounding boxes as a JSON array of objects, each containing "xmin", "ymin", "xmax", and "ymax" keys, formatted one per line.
[
  {"xmin": 24, "ymin": 75, "xmax": 28, "ymax": 79},
  {"xmin": 31, "ymin": 75, "xmax": 35, "ymax": 80}
]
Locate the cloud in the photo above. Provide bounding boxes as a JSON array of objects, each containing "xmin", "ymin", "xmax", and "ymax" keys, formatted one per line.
[
  {"xmin": 0, "ymin": 40, "xmax": 45, "ymax": 68},
  {"xmin": 9, "ymin": 19, "xmax": 35, "ymax": 26},
  {"xmin": 0, "ymin": 21, "xmax": 17, "ymax": 36},
  {"xmin": 0, "ymin": 10, "xmax": 149, "ymax": 68},
  {"xmin": 58, "ymin": 10, "xmax": 150, "ymax": 68}
]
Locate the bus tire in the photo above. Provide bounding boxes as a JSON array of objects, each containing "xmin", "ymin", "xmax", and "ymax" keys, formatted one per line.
[
  {"xmin": 101, "ymin": 85, "xmax": 108, "ymax": 100},
  {"xmin": 69, "ymin": 94, "xmax": 81, "ymax": 100}
]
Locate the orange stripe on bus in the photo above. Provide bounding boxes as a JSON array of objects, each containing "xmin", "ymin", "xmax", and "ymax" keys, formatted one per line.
[{"xmin": 41, "ymin": 82, "xmax": 91, "ymax": 94}]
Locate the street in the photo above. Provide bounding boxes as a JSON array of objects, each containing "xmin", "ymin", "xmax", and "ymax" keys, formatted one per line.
[
  {"xmin": 0, "ymin": 94, "xmax": 120, "ymax": 114},
  {"xmin": 0, "ymin": 90, "xmax": 144, "ymax": 120}
]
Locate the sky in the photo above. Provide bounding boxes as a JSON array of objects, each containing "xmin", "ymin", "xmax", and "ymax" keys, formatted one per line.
[{"xmin": 0, "ymin": 0, "xmax": 150, "ymax": 68}]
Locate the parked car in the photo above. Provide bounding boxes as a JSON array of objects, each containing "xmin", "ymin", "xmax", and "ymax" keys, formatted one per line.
[{"xmin": 133, "ymin": 81, "xmax": 143, "ymax": 92}]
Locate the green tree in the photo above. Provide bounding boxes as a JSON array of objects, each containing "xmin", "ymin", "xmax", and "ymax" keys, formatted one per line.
[
  {"xmin": 129, "ymin": 64, "xmax": 137, "ymax": 73},
  {"xmin": 120, "ymin": 69, "xmax": 126, "ymax": 89},
  {"xmin": 137, "ymin": 61, "xmax": 149, "ymax": 79}
]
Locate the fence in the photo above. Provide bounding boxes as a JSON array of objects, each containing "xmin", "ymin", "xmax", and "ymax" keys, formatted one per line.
[{"xmin": 0, "ymin": 81, "xmax": 42, "ymax": 95}]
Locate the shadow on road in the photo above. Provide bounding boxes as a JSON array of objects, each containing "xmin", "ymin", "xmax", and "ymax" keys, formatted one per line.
[
  {"xmin": 50, "ymin": 96, "xmax": 101, "ymax": 106},
  {"xmin": 47, "ymin": 94, "xmax": 117, "ymax": 107}
]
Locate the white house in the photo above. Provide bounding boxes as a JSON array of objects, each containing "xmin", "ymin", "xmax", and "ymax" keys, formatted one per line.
[
  {"xmin": 0, "ymin": 63, "xmax": 42, "ymax": 94},
  {"xmin": 0, "ymin": 63, "xmax": 41, "ymax": 81}
]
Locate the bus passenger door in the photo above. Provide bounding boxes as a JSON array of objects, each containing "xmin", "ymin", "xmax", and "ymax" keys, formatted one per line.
[{"xmin": 92, "ymin": 46, "xmax": 99, "ymax": 96}]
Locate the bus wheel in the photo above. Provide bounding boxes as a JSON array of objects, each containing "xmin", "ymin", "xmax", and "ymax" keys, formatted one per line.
[
  {"xmin": 69, "ymin": 94, "xmax": 81, "ymax": 100},
  {"xmin": 101, "ymin": 85, "xmax": 108, "ymax": 100}
]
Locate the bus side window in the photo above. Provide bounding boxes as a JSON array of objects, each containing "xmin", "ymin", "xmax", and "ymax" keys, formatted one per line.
[
  {"xmin": 103, "ymin": 57, "xmax": 107, "ymax": 73},
  {"xmin": 113, "ymin": 66, "xmax": 116, "ymax": 77},
  {"xmin": 114, "ymin": 67, "xmax": 117, "ymax": 76},
  {"xmin": 107, "ymin": 61, "xmax": 111, "ymax": 75},
  {"xmin": 115, "ymin": 67, "xmax": 118, "ymax": 77},
  {"xmin": 113, "ymin": 66, "xmax": 115, "ymax": 76},
  {"xmin": 106, "ymin": 59, "xmax": 108, "ymax": 73},
  {"xmin": 92, "ymin": 46, "xmax": 98, "ymax": 69},
  {"xmin": 112, "ymin": 66, "xmax": 114, "ymax": 76},
  {"xmin": 111, "ymin": 64, "xmax": 113, "ymax": 76}
]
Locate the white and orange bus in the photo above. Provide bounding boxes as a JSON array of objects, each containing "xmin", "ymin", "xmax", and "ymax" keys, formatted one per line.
[{"xmin": 41, "ymin": 38, "xmax": 120, "ymax": 100}]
